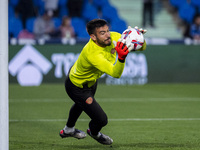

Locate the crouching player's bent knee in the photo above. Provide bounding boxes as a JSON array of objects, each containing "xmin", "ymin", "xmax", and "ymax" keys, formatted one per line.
[{"xmin": 89, "ymin": 113, "xmax": 108, "ymax": 136}]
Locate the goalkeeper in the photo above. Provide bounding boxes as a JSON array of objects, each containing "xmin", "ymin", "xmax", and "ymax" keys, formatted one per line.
[{"xmin": 59, "ymin": 19, "xmax": 146, "ymax": 145}]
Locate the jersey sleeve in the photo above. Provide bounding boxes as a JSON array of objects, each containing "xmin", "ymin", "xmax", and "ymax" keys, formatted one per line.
[{"xmin": 88, "ymin": 51, "xmax": 125, "ymax": 78}]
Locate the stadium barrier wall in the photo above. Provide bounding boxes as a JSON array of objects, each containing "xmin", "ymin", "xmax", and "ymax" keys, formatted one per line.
[{"xmin": 9, "ymin": 44, "xmax": 200, "ymax": 86}]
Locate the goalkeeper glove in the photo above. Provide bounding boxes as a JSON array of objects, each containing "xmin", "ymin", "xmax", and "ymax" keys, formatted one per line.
[{"xmin": 114, "ymin": 39, "xmax": 129, "ymax": 62}]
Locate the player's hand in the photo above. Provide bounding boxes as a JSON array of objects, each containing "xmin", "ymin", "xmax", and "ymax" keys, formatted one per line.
[
  {"xmin": 128, "ymin": 26, "xmax": 147, "ymax": 34},
  {"xmin": 114, "ymin": 39, "xmax": 129, "ymax": 61}
]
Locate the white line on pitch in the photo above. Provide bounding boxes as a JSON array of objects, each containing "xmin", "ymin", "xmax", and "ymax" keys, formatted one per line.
[
  {"xmin": 9, "ymin": 118, "xmax": 200, "ymax": 122},
  {"xmin": 9, "ymin": 97, "xmax": 200, "ymax": 103}
]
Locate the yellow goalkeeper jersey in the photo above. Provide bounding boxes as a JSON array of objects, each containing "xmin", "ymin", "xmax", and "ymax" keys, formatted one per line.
[
  {"xmin": 69, "ymin": 32, "xmax": 123, "ymax": 88},
  {"xmin": 69, "ymin": 31, "xmax": 146, "ymax": 88}
]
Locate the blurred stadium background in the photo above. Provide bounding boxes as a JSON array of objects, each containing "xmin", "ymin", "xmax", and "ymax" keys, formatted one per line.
[
  {"xmin": 8, "ymin": 0, "xmax": 200, "ymax": 85},
  {"xmin": 8, "ymin": 0, "xmax": 200, "ymax": 43},
  {"xmin": 8, "ymin": 1, "xmax": 200, "ymax": 149}
]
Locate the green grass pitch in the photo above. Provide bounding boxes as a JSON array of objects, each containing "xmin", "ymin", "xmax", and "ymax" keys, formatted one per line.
[{"xmin": 9, "ymin": 83, "xmax": 200, "ymax": 150}]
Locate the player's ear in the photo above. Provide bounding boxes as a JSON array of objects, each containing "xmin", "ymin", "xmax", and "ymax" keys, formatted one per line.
[{"xmin": 90, "ymin": 34, "xmax": 97, "ymax": 41}]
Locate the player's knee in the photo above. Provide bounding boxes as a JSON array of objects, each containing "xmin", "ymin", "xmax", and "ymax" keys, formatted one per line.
[
  {"xmin": 100, "ymin": 114, "xmax": 108, "ymax": 127},
  {"xmin": 101, "ymin": 118, "xmax": 108, "ymax": 127}
]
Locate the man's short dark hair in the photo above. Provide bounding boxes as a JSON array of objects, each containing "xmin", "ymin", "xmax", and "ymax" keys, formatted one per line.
[{"xmin": 86, "ymin": 19, "xmax": 108, "ymax": 35}]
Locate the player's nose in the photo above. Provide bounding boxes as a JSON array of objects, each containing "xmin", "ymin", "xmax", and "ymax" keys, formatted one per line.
[{"xmin": 106, "ymin": 31, "xmax": 110, "ymax": 37}]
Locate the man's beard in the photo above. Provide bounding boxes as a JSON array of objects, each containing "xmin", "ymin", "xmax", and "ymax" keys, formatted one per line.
[{"xmin": 96, "ymin": 37, "xmax": 111, "ymax": 47}]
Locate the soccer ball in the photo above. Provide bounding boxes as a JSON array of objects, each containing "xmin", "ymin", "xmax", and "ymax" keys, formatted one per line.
[{"xmin": 121, "ymin": 27, "xmax": 144, "ymax": 51}]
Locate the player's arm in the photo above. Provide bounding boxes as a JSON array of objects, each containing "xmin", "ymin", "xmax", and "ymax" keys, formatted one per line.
[
  {"xmin": 90, "ymin": 52, "xmax": 125, "ymax": 78},
  {"xmin": 89, "ymin": 41, "xmax": 129, "ymax": 78}
]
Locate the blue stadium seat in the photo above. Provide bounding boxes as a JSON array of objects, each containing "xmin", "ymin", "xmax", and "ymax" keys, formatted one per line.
[
  {"xmin": 102, "ymin": 5, "xmax": 119, "ymax": 21},
  {"xmin": 179, "ymin": 3, "xmax": 196, "ymax": 24},
  {"xmin": 26, "ymin": 17, "xmax": 36, "ymax": 33},
  {"xmin": 59, "ymin": 6, "xmax": 68, "ymax": 18},
  {"xmin": 169, "ymin": 0, "xmax": 187, "ymax": 9},
  {"xmin": 9, "ymin": 4, "xmax": 15, "ymax": 19},
  {"xmin": 58, "ymin": 0, "xmax": 68, "ymax": 17},
  {"xmin": 71, "ymin": 17, "xmax": 89, "ymax": 38},
  {"xmin": 9, "ymin": 17, "xmax": 23, "ymax": 38},
  {"xmin": 9, "ymin": 0, "xmax": 19, "ymax": 6},
  {"xmin": 33, "ymin": 0, "xmax": 45, "ymax": 15},
  {"xmin": 83, "ymin": 0, "xmax": 89, "ymax": 6},
  {"xmin": 92, "ymin": 0, "xmax": 110, "ymax": 8},
  {"xmin": 82, "ymin": 3, "xmax": 99, "ymax": 21},
  {"xmin": 110, "ymin": 18, "xmax": 127, "ymax": 34},
  {"xmin": 77, "ymin": 29, "xmax": 90, "ymax": 39},
  {"xmin": 53, "ymin": 17, "xmax": 62, "ymax": 28},
  {"xmin": 58, "ymin": 0, "xmax": 68, "ymax": 6},
  {"xmin": 191, "ymin": 0, "xmax": 200, "ymax": 8}
]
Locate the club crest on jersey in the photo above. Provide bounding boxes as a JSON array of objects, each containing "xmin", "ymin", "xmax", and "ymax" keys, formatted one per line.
[
  {"xmin": 111, "ymin": 48, "xmax": 116, "ymax": 54},
  {"xmin": 86, "ymin": 97, "xmax": 93, "ymax": 104}
]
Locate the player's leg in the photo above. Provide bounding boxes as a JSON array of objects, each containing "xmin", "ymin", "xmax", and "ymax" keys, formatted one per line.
[
  {"xmin": 66, "ymin": 103, "xmax": 82, "ymax": 128},
  {"xmin": 142, "ymin": 2, "xmax": 147, "ymax": 27},
  {"xmin": 84, "ymin": 97, "xmax": 108, "ymax": 135},
  {"xmin": 83, "ymin": 97, "xmax": 113, "ymax": 145},
  {"xmin": 60, "ymin": 104, "xmax": 87, "ymax": 139},
  {"xmin": 64, "ymin": 80, "xmax": 106, "ymax": 136},
  {"xmin": 149, "ymin": 2, "xmax": 154, "ymax": 27},
  {"xmin": 59, "ymin": 76, "xmax": 86, "ymax": 139},
  {"xmin": 80, "ymin": 81, "xmax": 113, "ymax": 144}
]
